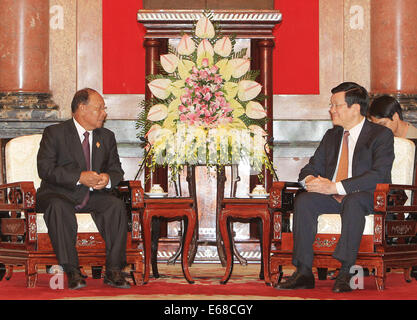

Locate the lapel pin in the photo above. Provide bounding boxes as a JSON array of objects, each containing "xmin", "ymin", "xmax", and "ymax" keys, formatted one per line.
[{"xmin": 96, "ymin": 142, "xmax": 100, "ymax": 148}]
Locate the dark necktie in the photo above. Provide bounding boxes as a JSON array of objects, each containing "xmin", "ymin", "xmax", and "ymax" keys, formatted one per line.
[
  {"xmin": 333, "ymin": 131, "xmax": 349, "ymax": 203},
  {"xmin": 76, "ymin": 131, "xmax": 90, "ymax": 210}
]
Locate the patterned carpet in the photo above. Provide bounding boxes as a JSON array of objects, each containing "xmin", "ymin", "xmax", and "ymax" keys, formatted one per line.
[{"xmin": 1, "ymin": 263, "xmax": 417, "ymax": 302}]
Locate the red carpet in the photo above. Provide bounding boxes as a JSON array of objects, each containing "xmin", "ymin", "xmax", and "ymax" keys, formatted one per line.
[{"xmin": 1, "ymin": 264, "xmax": 417, "ymax": 301}]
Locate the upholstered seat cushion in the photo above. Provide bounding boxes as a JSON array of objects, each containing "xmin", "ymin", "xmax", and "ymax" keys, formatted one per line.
[
  {"xmin": 36, "ymin": 213, "xmax": 99, "ymax": 233},
  {"xmin": 290, "ymin": 137, "xmax": 415, "ymax": 235},
  {"xmin": 289, "ymin": 213, "xmax": 374, "ymax": 235}
]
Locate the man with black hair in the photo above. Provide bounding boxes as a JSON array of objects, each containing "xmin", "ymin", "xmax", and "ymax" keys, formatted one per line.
[
  {"xmin": 276, "ymin": 82, "xmax": 395, "ymax": 292},
  {"xmin": 36, "ymin": 88, "xmax": 130, "ymax": 290}
]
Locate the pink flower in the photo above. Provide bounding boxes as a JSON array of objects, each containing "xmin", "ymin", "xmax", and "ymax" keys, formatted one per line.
[
  {"xmin": 203, "ymin": 93, "xmax": 212, "ymax": 101},
  {"xmin": 210, "ymin": 66, "xmax": 219, "ymax": 74},
  {"xmin": 201, "ymin": 58, "xmax": 209, "ymax": 67},
  {"xmin": 179, "ymin": 105, "xmax": 187, "ymax": 112}
]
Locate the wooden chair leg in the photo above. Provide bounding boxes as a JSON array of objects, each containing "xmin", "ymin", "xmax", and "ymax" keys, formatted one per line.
[
  {"xmin": 78, "ymin": 266, "xmax": 88, "ymax": 279},
  {"xmin": 168, "ymin": 220, "xmax": 183, "ymax": 265},
  {"xmin": 374, "ymin": 265, "xmax": 386, "ymax": 291},
  {"xmin": 26, "ymin": 262, "xmax": 37, "ymax": 288},
  {"xmin": 180, "ymin": 214, "xmax": 195, "ymax": 284},
  {"xmin": 5, "ymin": 265, "xmax": 13, "ymax": 280},
  {"xmin": 258, "ymin": 220, "xmax": 264, "ymax": 280},
  {"xmin": 128, "ymin": 260, "xmax": 143, "ymax": 285},
  {"xmin": 232, "ymin": 226, "xmax": 247, "ymax": 266},
  {"xmin": 151, "ymin": 217, "xmax": 160, "ymax": 278},
  {"xmin": 220, "ymin": 215, "xmax": 234, "ymax": 284},
  {"xmin": 317, "ymin": 268, "xmax": 328, "ymax": 280},
  {"xmin": 404, "ymin": 267, "xmax": 413, "ymax": 283},
  {"xmin": 0, "ymin": 263, "xmax": 5, "ymax": 281},
  {"xmin": 91, "ymin": 266, "xmax": 102, "ymax": 279}
]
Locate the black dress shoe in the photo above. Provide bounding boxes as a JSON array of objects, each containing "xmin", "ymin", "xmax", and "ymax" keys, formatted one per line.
[
  {"xmin": 67, "ymin": 270, "xmax": 87, "ymax": 290},
  {"xmin": 104, "ymin": 270, "xmax": 131, "ymax": 289},
  {"xmin": 275, "ymin": 271, "xmax": 315, "ymax": 290},
  {"xmin": 332, "ymin": 272, "xmax": 352, "ymax": 293}
]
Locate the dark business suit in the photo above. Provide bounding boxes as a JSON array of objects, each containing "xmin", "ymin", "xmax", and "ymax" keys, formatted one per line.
[
  {"xmin": 36, "ymin": 119, "xmax": 127, "ymax": 272},
  {"xmin": 292, "ymin": 120, "xmax": 394, "ymax": 269}
]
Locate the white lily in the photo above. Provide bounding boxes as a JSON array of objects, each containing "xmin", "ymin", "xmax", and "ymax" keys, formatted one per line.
[
  {"xmin": 214, "ymin": 36, "xmax": 232, "ymax": 57},
  {"xmin": 195, "ymin": 16, "xmax": 215, "ymax": 39},
  {"xmin": 229, "ymin": 58, "xmax": 250, "ymax": 78},
  {"xmin": 177, "ymin": 34, "xmax": 196, "ymax": 55},
  {"xmin": 248, "ymin": 124, "xmax": 268, "ymax": 136},
  {"xmin": 160, "ymin": 54, "xmax": 179, "ymax": 74},
  {"xmin": 197, "ymin": 39, "xmax": 214, "ymax": 57},
  {"xmin": 147, "ymin": 104, "xmax": 168, "ymax": 121},
  {"xmin": 237, "ymin": 80, "xmax": 262, "ymax": 101},
  {"xmin": 146, "ymin": 124, "xmax": 162, "ymax": 145},
  {"xmin": 148, "ymin": 78, "xmax": 172, "ymax": 100},
  {"xmin": 246, "ymin": 101, "xmax": 267, "ymax": 119}
]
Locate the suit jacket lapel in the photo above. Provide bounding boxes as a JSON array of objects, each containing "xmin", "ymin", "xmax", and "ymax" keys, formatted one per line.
[
  {"xmin": 65, "ymin": 119, "xmax": 87, "ymax": 170},
  {"xmin": 92, "ymin": 129, "xmax": 102, "ymax": 173},
  {"xmin": 328, "ymin": 126, "xmax": 344, "ymax": 179},
  {"xmin": 352, "ymin": 119, "xmax": 371, "ymax": 173}
]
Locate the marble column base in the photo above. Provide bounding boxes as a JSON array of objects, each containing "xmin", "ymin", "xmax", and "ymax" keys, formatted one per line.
[{"xmin": 0, "ymin": 92, "xmax": 59, "ymax": 120}]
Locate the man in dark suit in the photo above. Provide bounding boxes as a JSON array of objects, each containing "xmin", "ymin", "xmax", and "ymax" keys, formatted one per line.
[
  {"xmin": 36, "ymin": 88, "xmax": 130, "ymax": 290},
  {"xmin": 276, "ymin": 82, "xmax": 395, "ymax": 292}
]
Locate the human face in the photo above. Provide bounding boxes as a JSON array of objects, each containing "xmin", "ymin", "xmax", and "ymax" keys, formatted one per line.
[
  {"xmin": 369, "ymin": 115, "xmax": 398, "ymax": 134},
  {"xmin": 329, "ymin": 91, "xmax": 361, "ymax": 129},
  {"xmin": 80, "ymin": 92, "xmax": 107, "ymax": 130}
]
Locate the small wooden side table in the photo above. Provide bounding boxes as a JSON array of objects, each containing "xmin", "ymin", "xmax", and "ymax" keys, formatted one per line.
[
  {"xmin": 142, "ymin": 197, "xmax": 196, "ymax": 284},
  {"xmin": 219, "ymin": 198, "xmax": 272, "ymax": 285}
]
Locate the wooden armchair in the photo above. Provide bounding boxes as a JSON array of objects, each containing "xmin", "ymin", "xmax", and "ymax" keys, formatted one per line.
[
  {"xmin": 270, "ymin": 137, "xmax": 417, "ymax": 290},
  {"xmin": 0, "ymin": 134, "xmax": 144, "ymax": 287}
]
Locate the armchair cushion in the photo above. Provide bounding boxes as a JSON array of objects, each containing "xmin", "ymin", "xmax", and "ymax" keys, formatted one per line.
[
  {"xmin": 36, "ymin": 213, "xmax": 99, "ymax": 233},
  {"xmin": 5, "ymin": 134, "xmax": 42, "ymax": 190}
]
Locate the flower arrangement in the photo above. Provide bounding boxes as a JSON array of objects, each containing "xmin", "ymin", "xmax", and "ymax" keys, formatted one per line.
[{"xmin": 137, "ymin": 11, "xmax": 274, "ymax": 179}]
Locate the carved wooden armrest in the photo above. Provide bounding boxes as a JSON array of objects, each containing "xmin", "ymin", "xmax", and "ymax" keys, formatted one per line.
[
  {"xmin": 117, "ymin": 180, "xmax": 144, "ymax": 241},
  {"xmin": 269, "ymin": 182, "xmax": 303, "ymax": 243},
  {"xmin": 374, "ymin": 183, "xmax": 417, "ymax": 213},
  {"xmin": 0, "ymin": 182, "xmax": 37, "ymax": 244},
  {"xmin": 269, "ymin": 181, "xmax": 303, "ymax": 210},
  {"xmin": 373, "ymin": 183, "xmax": 417, "ymax": 247},
  {"xmin": 0, "ymin": 181, "xmax": 36, "ymax": 211},
  {"xmin": 117, "ymin": 180, "xmax": 145, "ymax": 209}
]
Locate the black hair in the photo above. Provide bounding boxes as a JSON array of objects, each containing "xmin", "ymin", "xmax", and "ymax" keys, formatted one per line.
[
  {"xmin": 368, "ymin": 95, "xmax": 403, "ymax": 120},
  {"xmin": 70, "ymin": 88, "xmax": 97, "ymax": 113},
  {"xmin": 331, "ymin": 82, "xmax": 369, "ymax": 116}
]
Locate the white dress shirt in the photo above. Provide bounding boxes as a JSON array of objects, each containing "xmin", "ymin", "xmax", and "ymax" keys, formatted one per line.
[{"xmin": 73, "ymin": 118, "xmax": 111, "ymax": 189}]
